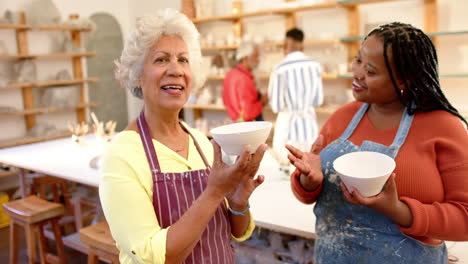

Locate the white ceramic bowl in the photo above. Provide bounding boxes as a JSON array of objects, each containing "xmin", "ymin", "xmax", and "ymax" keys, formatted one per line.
[
  {"xmin": 333, "ymin": 151, "xmax": 396, "ymax": 197},
  {"xmin": 210, "ymin": 121, "xmax": 272, "ymax": 156}
]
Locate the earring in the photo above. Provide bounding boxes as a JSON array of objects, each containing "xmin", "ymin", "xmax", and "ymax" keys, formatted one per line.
[{"xmin": 400, "ymin": 89, "xmax": 404, "ymax": 95}]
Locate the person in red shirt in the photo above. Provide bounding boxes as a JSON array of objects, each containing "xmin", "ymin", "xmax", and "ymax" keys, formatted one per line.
[{"xmin": 223, "ymin": 42, "xmax": 266, "ymax": 122}]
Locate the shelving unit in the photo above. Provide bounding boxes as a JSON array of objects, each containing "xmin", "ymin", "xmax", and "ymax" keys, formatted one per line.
[
  {"xmin": 185, "ymin": 0, "xmax": 468, "ymax": 122},
  {"xmin": 0, "ymin": 13, "xmax": 97, "ymax": 148}
]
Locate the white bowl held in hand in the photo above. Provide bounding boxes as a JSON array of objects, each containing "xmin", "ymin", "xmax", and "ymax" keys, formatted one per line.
[
  {"xmin": 210, "ymin": 121, "xmax": 272, "ymax": 156},
  {"xmin": 333, "ymin": 151, "xmax": 396, "ymax": 197}
]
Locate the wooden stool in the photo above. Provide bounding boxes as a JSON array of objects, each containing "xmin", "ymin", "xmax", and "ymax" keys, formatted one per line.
[
  {"xmin": 2, "ymin": 195, "xmax": 66, "ymax": 264},
  {"xmin": 80, "ymin": 221, "xmax": 119, "ymax": 264},
  {"xmin": 30, "ymin": 175, "xmax": 76, "ymax": 233}
]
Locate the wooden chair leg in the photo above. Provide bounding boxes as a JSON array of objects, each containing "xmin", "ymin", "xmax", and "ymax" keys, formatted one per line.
[
  {"xmin": 87, "ymin": 248, "xmax": 99, "ymax": 264},
  {"xmin": 9, "ymin": 220, "xmax": 19, "ymax": 264},
  {"xmin": 37, "ymin": 223, "xmax": 48, "ymax": 264},
  {"xmin": 52, "ymin": 185, "xmax": 61, "ymax": 204},
  {"xmin": 51, "ymin": 218, "xmax": 67, "ymax": 264},
  {"xmin": 25, "ymin": 224, "xmax": 37, "ymax": 264},
  {"xmin": 39, "ymin": 184, "xmax": 47, "ymax": 200},
  {"xmin": 74, "ymin": 196, "xmax": 83, "ymax": 231},
  {"xmin": 60, "ymin": 181, "xmax": 74, "ymax": 214}
]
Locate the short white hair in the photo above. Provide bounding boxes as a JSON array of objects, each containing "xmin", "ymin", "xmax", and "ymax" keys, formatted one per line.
[
  {"xmin": 115, "ymin": 9, "xmax": 205, "ymax": 99},
  {"xmin": 235, "ymin": 41, "xmax": 256, "ymax": 62}
]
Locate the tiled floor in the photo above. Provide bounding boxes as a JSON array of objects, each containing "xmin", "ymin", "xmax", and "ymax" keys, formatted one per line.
[{"xmin": 0, "ymin": 225, "xmax": 88, "ymax": 263}]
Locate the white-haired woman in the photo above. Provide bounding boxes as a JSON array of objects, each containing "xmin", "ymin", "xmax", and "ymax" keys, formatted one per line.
[{"xmin": 100, "ymin": 9, "xmax": 266, "ymax": 264}]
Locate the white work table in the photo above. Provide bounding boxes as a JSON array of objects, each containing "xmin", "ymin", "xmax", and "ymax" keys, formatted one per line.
[
  {"xmin": 252, "ymin": 151, "xmax": 316, "ymax": 239},
  {"xmin": 0, "ymin": 135, "xmax": 102, "ymax": 194},
  {"xmin": 0, "ymin": 136, "xmax": 316, "ymax": 237}
]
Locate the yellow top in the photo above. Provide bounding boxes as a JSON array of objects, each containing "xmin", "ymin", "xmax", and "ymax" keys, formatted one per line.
[{"xmin": 99, "ymin": 125, "xmax": 255, "ymax": 264}]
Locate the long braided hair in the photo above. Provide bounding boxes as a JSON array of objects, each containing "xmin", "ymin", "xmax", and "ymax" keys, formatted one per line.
[{"xmin": 366, "ymin": 22, "xmax": 467, "ymax": 126}]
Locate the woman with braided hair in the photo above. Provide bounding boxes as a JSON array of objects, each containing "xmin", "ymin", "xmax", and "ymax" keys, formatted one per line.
[{"xmin": 287, "ymin": 22, "xmax": 468, "ymax": 263}]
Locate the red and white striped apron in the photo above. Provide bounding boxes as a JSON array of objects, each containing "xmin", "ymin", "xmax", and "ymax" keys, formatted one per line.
[{"xmin": 137, "ymin": 111, "xmax": 235, "ymax": 264}]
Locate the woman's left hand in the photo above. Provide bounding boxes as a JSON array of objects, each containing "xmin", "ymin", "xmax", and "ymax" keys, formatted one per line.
[
  {"xmin": 226, "ymin": 169, "xmax": 264, "ymax": 211},
  {"xmin": 340, "ymin": 173, "xmax": 413, "ymax": 227}
]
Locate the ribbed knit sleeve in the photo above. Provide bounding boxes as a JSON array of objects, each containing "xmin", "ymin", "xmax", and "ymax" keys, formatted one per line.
[
  {"xmin": 290, "ymin": 170, "xmax": 323, "ymax": 204},
  {"xmin": 397, "ymin": 112, "xmax": 468, "ymax": 242}
]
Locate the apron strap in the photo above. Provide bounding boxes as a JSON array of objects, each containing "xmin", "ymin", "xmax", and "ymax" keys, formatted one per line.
[
  {"xmin": 387, "ymin": 107, "xmax": 415, "ymax": 156},
  {"xmin": 335, "ymin": 103, "xmax": 414, "ymax": 158},
  {"xmin": 180, "ymin": 122, "xmax": 212, "ymax": 170},
  {"xmin": 137, "ymin": 111, "xmax": 162, "ymax": 173},
  {"xmin": 137, "ymin": 110, "xmax": 212, "ymax": 173},
  {"xmin": 338, "ymin": 103, "xmax": 369, "ymax": 142}
]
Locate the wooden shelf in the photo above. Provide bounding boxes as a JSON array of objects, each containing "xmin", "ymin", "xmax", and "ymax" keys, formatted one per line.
[
  {"xmin": 0, "ymin": 131, "xmax": 72, "ymax": 149},
  {"xmin": 0, "ymin": 52, "xmax": 96, "ymax": 59},
  {"xmin": 0, "ymin": 23, "xmax": 92, "ymax": 31},
  {"xmin": 36, "ymin": 25, "xmax": 93, "ymax": 32},
  {"xmin": 337, "ymin": 0, "xmax": 403, "ymax": 6},
  {"xmin": 340, "ymin": 36, "xmax": 364, "ymax": 42},
  {"xmin": 262, "ymin": 38, "xmax": 340, "ymax": 48},
  {"xmin": 0, "ymin": 103, "xmax": 97, "ymax": 118},
  {"xmin": 258, "ymin": 73, "xmax": 342, "ymax": 80},
  {"xmin": 2, "ymin": 78, "xmax": 98, "ymax": 89},
  {"xmin": 192, "ymin": 13, "xmax": 242, "ymax": 23},
  {"xmin": 184, "ymin": 104, "xmax": 337, "ymax": 116},
  {"xmin": 0, "ymin": 24, "xmax": 30, "ymax": 30},
  {"xmin": 440, "ymin": 73, "xmax": 468, "ymax": 78},
  {"xmin": 339, "ymin": 73, "xmax": 468, "ymax": 79},
  {"xmin": 191, "ymin": 0, "xmax": 412, "ymax": 24},
  {"xmin": 184, "ymin": 104, "xmax": 226, "ymax": 111},
  {"xmin": 427, "ymin": 30, "xmax": 468, "ymax": 37},
  {"xmin": 193, "ymin": 2, "xmax": 338, "ymax": 23},
  {"xmin": 341, "ymin": 30, "xmax": 468, "ymax": 43},
  {"xmin": 201, "ymin": 45, "xmax": 238, "ymax": 51},
  {"xmin": 201, "ymin": 38, "xmax": 340, "ymax": 51}
]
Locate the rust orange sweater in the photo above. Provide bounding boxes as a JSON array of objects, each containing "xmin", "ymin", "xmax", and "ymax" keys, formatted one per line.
[{"xmin": 291, "ymin": 101, "xmax": 468, "ymax": 245}]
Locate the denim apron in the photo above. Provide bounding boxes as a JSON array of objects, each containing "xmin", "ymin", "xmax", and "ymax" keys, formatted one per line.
[
  {"xmin": 137, "ymin": 111, "xmax": 235, "ymax": 264},
  {"xmin": 314, "ymin": 103, "xmax": 448, "ymax": 264}
]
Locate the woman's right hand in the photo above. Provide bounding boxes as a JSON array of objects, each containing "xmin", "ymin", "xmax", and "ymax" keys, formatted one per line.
[
  {"xmin": 207, "ymin": 140, "xmax": 265, "ymax": 197},
  {"xmin": 286, "ymin": 135, "xmax": 324, "ymax": 191}
]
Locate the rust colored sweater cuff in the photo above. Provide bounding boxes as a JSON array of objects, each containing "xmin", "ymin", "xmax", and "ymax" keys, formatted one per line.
[
  {"xmin": 398, "ymin": 196, "xmax": 429, "ymax": 236},
  {"xmin": 290, "ymin": 172, "xmax": 323, "ymax": 204}
]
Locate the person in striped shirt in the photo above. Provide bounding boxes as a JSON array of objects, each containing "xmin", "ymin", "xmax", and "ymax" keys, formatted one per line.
[{"xmin": 268, "ymin": 28, "xmax": 324, "ymax": 164}]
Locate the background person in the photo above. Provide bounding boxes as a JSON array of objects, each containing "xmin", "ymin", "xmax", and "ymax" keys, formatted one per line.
[
  {"xmin": 268, "ymin": 28, "xmax": 323, "ymax": 164},
  {"xmin": 223, "ymin": 42, "xmax": 267, "ymax": 122}
]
